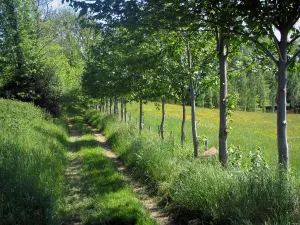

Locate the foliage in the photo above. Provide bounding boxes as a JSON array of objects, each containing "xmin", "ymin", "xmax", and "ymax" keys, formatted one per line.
[{"xmin": 0, "ymin": 0, "xmax": 86, "ymax": 115}]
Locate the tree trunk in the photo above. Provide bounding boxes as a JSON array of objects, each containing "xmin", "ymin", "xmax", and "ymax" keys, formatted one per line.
[
  {"xmin": 105, "ymin": 97, "xmax": 108, "ymax": 114},
  {"xmin": 187, "ymin": 43, "xmax": 199, "ymax": 157},
  {"xmin": 277, "ymin": 33, "xmax": 289, "ymax": 169},
  {"xmin": 218, "ymin": 32, "xmax": 228, "ymax": 166},
  {"xmin": 124, "ymin": 101, "xmax": 127, "ymax": 122},
  {"xmin": 139, "ymin": 95, "xmax": 143, "ymax": 133},
  {"xmin": 160, "ymin": 97, "xmax": 165, "ymax": 139},
  {"xmin": 114, "ymin": 97, "xmax": 119, "ymax": 116},
  {"xmin": 121, "ymin": 99, "xmax": 124, "ymax": 121},
  {"xmin": 181, "ymin": 89, "xmax": 186, "ymax": 146},
  {"xmin": 109, "ymin": 97, "xmax": 112, "ymax": 115},
  {"xmin": 190, "ymin": 78, "xmax": 199, "ymax": 157},
  {"xmin": 100, "ymin": 98, "xmax": 104, "ymax": 112}
]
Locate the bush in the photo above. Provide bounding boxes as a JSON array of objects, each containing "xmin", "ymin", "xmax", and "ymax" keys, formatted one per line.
[
  {"xmin": 0, "ymin": 99, "xmax": 67, "ymax": 225},
  {"xmin": 85, "ymin": 110, "xmax": 300, "ymax": 225},
  {"xmin": 0, "ymin": 60, "xmax": 63, "ymax": 116}
]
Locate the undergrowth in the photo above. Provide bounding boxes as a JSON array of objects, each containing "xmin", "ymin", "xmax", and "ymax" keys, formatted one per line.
[
  {"xmin": 0, "ymin": 99, "xmax": 67, "ymax": 225},
  {"xmin": 85, "ymin": 110, "xmax": 300, "ymax": 225}
]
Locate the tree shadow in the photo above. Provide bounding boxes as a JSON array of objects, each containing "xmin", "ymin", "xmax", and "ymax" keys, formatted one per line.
[
  {"xmin": 34, "ymin": 125, "xmax": 68, "ymax": 146},
  {"xmin": 68, "ymin": 139, "xmax": 100, "ymax": 152}
]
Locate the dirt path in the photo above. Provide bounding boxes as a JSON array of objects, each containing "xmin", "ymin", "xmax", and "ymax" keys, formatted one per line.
[
  {"xmin": 63, "ymin": 121, "xmax": 174, "ymax": 225},
  {"xmin": 89, "ymin": 126, "xmax": 175, "ymax": 225},
  {"xmin": 63, "ymin": 123, "xmax": 84, "ymax": 225}
]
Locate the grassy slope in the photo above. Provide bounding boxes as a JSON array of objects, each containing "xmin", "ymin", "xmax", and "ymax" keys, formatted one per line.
[
  {"xmin": 61, "ymin": 116, "xmax": 158, "ymax": 225},
  {"xmin": 126, "ymin": 102, "xmax": 300, "ymax": 171},
  {"xmin": 0, "ymin": 99, "xmax": 67, "ymax": 225}
]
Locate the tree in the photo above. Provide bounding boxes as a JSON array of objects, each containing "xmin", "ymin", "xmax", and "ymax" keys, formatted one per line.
[{"xmin": 239, "ymin": 0, "xmax": 300, "ymax": 169}]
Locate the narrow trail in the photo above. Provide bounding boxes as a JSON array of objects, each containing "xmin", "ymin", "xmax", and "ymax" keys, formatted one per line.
[
  {"xmin": 63, "ymin": 123, "xmax": 84, "ymax": 225},
  {"xmin": 89, "ymin": 125, "xmax": 175, "ymax": 225},
  {"xmin": 63, "ymin": 121, "xmax": 175, "ymax": 225}
]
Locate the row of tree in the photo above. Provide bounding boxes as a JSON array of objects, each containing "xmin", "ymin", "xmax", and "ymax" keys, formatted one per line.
[{"xmin": 64, "ymin": 0, "xmax": 300, "ymax": 170}]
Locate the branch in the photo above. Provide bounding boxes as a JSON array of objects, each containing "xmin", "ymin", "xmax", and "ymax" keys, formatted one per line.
[
  {"xmin": 37, "ymin": 37, "xmax": 56, "ymax": 54},
  {"xmin": 287, "ymin": 49, "xmax": 300, "ymax": 68},
  {"xmin": 248, "ymin": 36, "xmax": 278, "ymax": 65},
  {"xmin": 227, "ymin": 41, "xmax": 243, "ymax": 55},
  {"xmin": 288, "ymin": 34, "xmax": 300, "ymax": 47},
  {"xmin": 177, "ymin": 30, "xmax": 188, "ymax": 43},
  {"xmin": 269, "ymin": 27, "xmax": 283, "ymax": 62}
]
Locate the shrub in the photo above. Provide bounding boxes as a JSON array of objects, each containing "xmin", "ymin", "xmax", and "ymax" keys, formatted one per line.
[{"xmin": 0, "ymin": 60, "xmax": 63, "ymax": 116}]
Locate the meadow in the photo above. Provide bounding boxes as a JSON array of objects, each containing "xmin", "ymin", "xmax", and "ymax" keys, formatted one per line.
[
  {"xmin": 86, "ymin": 110, "xmax": 300, "ymax": 225},
  {"xmin": 126, "ymin": 102, "xmax": 300, "ymax": 171}
]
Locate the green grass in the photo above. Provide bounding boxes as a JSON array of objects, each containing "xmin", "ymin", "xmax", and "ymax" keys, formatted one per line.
[
  {"xmin": 86, "ymin": 110, "xmax": 300, "ymax": 225},
  {"xmin": 0, "ymin": 99, "xmax": 67, "ymax": 225},
  {"xmin": 61, "ymin": 116, "xmax": 158, "ymax": 225},
  {"xmin": 125, "ymin": 102, "xmax": 300, "ymax": 171}
]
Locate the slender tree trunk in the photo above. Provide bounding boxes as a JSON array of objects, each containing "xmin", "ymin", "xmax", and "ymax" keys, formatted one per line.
[
  {"xmin": 187, "ymin": 43, "xmax": 199, "ymax": 157},
  {"xmin": 181, "ymin": 89, "xmax": 186, "ymax": 146},
  {"xmin": 190, "ymin": 78, "xmax": 199, "ymax": 157},
  {"xmin": 160, "ymin": 97, "xmax": 165, "ymax": 139},
  {"xmin": 121, "ymin": 99, "xmax": 124, "ymax": 121},
  {"xmin": 277, "ymin": 33, "xmax": 289, "ymax": 169},
  {"xmin": 139, "ymin": 95, "xmax": 143, "ymax": 133},
  {"xmin": 109, "ymin": 97, "xmax": 112, "ymax": 115},
  {"xmin": 100, "ymin": 98, "xmax": 103, "ymax": 112},
  {"xmin": 114, "ymin": 97, "xmax": 119, "ymax": 116},
  {"xmin": 124, "ymin": 101, "xmax": 127, "ymax": 122},
  {"xmin": 217, "ymin": 31, "xmax": 228, "ymax": 165},
  {"xmin": 105, "ymin": 97, "xmax": 108, "ymax": 114}
]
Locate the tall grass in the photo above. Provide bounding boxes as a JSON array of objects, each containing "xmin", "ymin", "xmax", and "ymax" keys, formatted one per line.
[
  {"xmin": 86, "ymin": 110, "xmax": 300, "ymax": 225},
  {"xmin": 0, "ymin": 99, "xmax": 67, "ymax": 225},
  {"xmin": 126, "ymin": 102, "xmax": 300, "ymax": 171}
]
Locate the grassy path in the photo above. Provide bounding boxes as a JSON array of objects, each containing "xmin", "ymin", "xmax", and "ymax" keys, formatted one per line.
[
  {"xmin": 60, "ymin": 118, "xmax": 166, "ymax": 225},
  {"xmin": 89, "ymin": 126, "xmax": 174, "ymax": 225}
]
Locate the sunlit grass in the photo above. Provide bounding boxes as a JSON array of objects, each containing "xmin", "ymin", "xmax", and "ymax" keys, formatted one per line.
[
  {"xmin": 86, "ymin": 111, "xmax": 300, "ymax": 225},
  {"xmin": 61, "ymin": 117, "xmax": 158, "ymax": 225},
  {"xmin": 0, "ymin": 99, "xmax": 67, "ymax": 225},
  {"xmin": 126, "ymin": 102, "xmax": 300, "ymax": 171}
]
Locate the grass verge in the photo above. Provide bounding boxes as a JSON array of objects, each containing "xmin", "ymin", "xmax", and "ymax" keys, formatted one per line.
[{"xmin": 86, "ymin": 110, "xmax": 300, "ymax": 225}]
